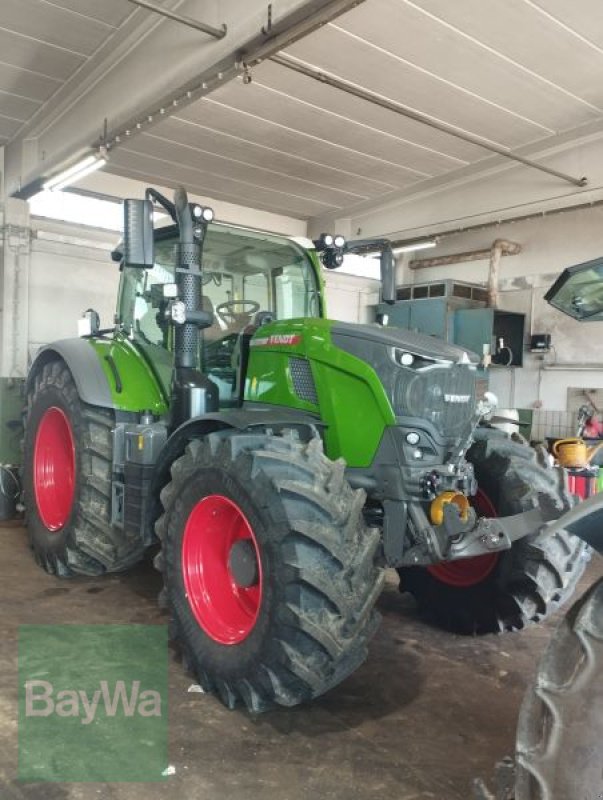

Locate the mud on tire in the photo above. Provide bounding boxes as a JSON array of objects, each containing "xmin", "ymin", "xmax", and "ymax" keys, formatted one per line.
[
  {"xmin": 23, "ymin": 360, "xmax": 146, "ymax": 576},
  {"xmin": 515, "ymin": 577, "xmax": 603, "ymax": 800},
  {"xmin": 399, "ymin": 430, "xmax": 589, "ymax": 635},
  {"xmin": 155, "ymin": 430, "xmax": 384, "ymax": 711}
]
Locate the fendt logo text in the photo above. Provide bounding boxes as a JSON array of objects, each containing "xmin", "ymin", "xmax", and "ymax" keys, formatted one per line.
[{"xmin": 444, "ymin": 394, "xmax": 471, "ymax": 403}]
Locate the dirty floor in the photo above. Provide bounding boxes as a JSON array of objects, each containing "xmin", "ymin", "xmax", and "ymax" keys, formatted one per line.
[{"xmin": 1, "ymin": 522, "xmax": 600, "ymax": 800}]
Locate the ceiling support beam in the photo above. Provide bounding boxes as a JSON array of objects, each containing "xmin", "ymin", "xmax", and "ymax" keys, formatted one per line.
[
  {"xmin": 126, "ymin": 0, "xmax": 227, "ymax": 39},
  {"xmin": 99, "ymin": 0, "xmax": 366, "ymax": 153},
  {"xmin": 272, "ymin": 53, "xmax": 588, "ymax": 189},
  {"xmin": 6, "ymin": 0, "xmax": 365, "ymax": 199}
]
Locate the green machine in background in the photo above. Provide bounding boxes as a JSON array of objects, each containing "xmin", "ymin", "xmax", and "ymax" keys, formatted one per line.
[{"xmin": 0, "ymin": 378, "xmax": 24, "ymax": 465}]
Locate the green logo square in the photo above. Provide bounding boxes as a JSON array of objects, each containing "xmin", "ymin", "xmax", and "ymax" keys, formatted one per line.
[{"xmin": 18, "ymin": 624, "xmax": 168, "ymax": 782}]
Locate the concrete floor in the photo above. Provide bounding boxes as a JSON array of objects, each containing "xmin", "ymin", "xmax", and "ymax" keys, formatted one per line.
[{"xmin": 1, "ymin": 521, "xmax": 600, "ymax": 800}]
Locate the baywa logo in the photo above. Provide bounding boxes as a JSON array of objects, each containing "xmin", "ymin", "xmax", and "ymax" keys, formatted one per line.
[
  {"xmin": 25, "ymin": 678, "xmax": 162, "ymax": 726},
  {"xmin": 19, "ymin": 625, "xmax": 168, "ymax": 782}
]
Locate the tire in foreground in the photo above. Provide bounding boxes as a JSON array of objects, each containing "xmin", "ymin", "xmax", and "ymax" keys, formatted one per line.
[
  {"xmin": 515, "ymin": 577, "xmax": 603, "ymax": 800},
  {"xmin": 155, "ymin": 431, "xmax": 384, "ymax": 711}
]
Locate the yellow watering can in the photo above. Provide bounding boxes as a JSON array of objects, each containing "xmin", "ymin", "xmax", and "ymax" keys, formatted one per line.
[{"xmin": 552, "ymin": 437, "xmax": 603, "ymax": 469}]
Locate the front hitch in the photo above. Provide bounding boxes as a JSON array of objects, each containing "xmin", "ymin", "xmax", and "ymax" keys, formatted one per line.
[{"xmin": 398, "ymin": 495, "xmax": 564, "ymax": 568}]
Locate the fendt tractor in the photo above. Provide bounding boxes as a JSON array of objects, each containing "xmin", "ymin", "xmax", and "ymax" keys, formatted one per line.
[{"xmin": 23, "ymin": 187, "xmax": 587, "ymax": 711}]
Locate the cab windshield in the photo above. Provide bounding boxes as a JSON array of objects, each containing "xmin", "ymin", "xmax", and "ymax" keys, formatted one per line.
[{"xmin": 116, "ymin": 223, "xmax": 322, "ymax": 403}]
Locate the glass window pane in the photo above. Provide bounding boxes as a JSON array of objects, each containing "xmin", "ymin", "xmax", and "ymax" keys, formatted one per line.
[{"xmin": 545, "ymin": 258, "xmax": 603, "ymax": 321}]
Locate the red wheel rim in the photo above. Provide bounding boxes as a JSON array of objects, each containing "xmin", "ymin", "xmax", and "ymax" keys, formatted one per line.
[
  {"xmin": 427, "ymin": 488, "xmax": 500, "ymax": 588},
  {"xmin": 181, "ymin": 494, "xmax": 262, "ymax": 645},
  {"xmin": 33, "ymin": 406, "xmax": 76, "ymax": 532}
]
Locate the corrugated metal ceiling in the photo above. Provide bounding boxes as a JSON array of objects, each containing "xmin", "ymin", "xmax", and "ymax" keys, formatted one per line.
[
  {"xmin": 0, "ymin": 0, "xmax": 133, "ymax": 144},
  {"xmin": 2, "ymin": 0, "xmax": 603, "ymax": 219}
]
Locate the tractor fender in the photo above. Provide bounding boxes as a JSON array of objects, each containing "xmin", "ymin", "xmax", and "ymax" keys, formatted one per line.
[
  {"xmin": 152, "ymin": 407, "xmax": 324, "ymax": 493},
  {"xmin": 26, "ymin": 339, "xmax": 114, "ymax": 409},
  {"xmin": 146, "ymin": 408, "xmax": 324, "ymax": 540}
]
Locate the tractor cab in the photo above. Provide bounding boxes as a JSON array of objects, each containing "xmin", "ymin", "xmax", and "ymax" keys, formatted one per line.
[{"xmin": 116, "ymin": 218, "xmax": 324, "ymax": 408}]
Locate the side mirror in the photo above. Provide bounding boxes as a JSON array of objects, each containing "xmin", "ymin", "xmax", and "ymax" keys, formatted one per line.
[
  {"xmin": 380, "ymin": 246, "xmax": 396, "ymax": 305},
  {"xmin": 123, "ymin": 199, "xmax": 154, "ymax": 268}
]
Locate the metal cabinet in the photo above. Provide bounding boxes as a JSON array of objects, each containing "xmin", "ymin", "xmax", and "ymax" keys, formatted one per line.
[
  {"xmin": 375, "ymin": 280, "xmax": 525, "ymax": 367},
  {"xmin": 376, "ymin": 298, "xmax": 456, "ymax": 340}
]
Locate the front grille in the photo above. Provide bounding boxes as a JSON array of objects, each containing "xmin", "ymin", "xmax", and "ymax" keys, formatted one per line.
[
  {"xmin": 392, "ymin": 364, "xmax": 477, "ymax": 437},
  {"xmin": 289, "ymin": 357, "xmax": 318, "ymax": 405},
  {"xmin": 330, "ymin": 325, "xmax": 479, "ymax": 442}
]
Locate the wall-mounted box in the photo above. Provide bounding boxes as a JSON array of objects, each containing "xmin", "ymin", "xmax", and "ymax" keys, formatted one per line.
[
  {"xmin": 454, "ymin": 308, "xmax": 525, "ymax": 367},
  {"xmin": 530, "ymin": 333, "xmax": 551, "ymax": 353}
]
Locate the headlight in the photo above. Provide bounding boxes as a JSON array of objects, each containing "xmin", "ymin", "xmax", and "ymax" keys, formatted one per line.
[{"xmin": 170, "ymin": 301, "xmax": 186, "ymax": 325}]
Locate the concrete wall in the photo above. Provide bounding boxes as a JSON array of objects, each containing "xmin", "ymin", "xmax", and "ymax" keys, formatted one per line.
[
  {"xmin": 323, "ymin": 271, "xmax": 380, "ymax": 323},
  {"xmin": 0, "ymin": 211, "xmax": 118, "ymax": 376},
  {"xmin": 406, "ymin": 204, "xmax": 603, "ymax": 411},
  {"xmin": 28, "ymin": 221, "xmax": 118, "ymax": 357}
]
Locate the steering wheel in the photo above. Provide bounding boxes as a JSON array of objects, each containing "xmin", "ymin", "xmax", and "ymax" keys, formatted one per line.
[{"xmin": 215, "ymin": 299, "xmax": 260, "ymax": 327}]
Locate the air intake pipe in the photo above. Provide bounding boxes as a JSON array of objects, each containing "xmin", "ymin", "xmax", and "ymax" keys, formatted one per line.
[{"xmin": 170, "ymin": 187, "xmax": 218, "ymax": 426}]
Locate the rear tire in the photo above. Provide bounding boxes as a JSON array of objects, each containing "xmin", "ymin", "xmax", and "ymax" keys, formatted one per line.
[
  {"xmin": 155, "ymin": 430, "xmax": 384, "ymax": 711},
  {"xmin": 399, "ymin": 431, "xmax": 588, "ymax": 634},
  {"xmin": 515, "ymin": 577, "xmax": 603, "ymax": 800},
  {"xmin": 23, "ymin": 360, "xmax": 146, "ymax": 576}
]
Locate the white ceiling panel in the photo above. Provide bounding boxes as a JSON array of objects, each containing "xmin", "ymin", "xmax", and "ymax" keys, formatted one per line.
[
  {"xmin": 106, "ymin": 149, "xmax": 334, "ymax": 218},
  {"xmin": 283, "ymin": 24, "xmax": 551, "ymax": 147},
  {"xmin": 0, "ymin": 62, "xmax": 60, "ymax": 103},
  {"xmin": 206, "ymin": 80, "xmax": 435, "ymax": 179},
  {"xmin": 0, "ymin": 27, "xmax": 84, "ymax": 81},
  {"xmin": 0, "ymin": 0, "xmax": 116, "ymax": 56},
  {"xmin": 43, "ymin": 0, "xmax": 133, "ymax": 28},
  {"xmin": 0, "ymin": 91, "xmax": 41, "ymax": 122},
  {"xmin": 149, "ymin": 117, "xmax": 397, "ymax": 196},
  {"xmin": 0, "ymin": 115, "xmax": 22, "ymax": 141},
  {"xmin": 0, "ymin": 0, "xmax": 133, "ymax": 146},
  {"xmin": 531, "ymin": 0, "xmax": 603, "ymax": 47},
  {"xmin": 254, "ymin": 60, "xmax": 484, "ymax": 164},
  {"xmin": 124, "ymin": 132, "xmax": 373, "ymax": 206},
  {"xmin": 179, "ymin": 98, "xmax": 422, "ymax": 187},
  {"xmin": 337, "ymin": 0, "xmax": 601, "ymax": 129},
  {"xmin": 413, "ymin": 0, "xmax": 603, "ymax": 110}
]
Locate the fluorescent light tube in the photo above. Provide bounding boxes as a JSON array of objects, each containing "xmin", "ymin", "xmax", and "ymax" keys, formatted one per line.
[
  {"xmin": 392, "ymin": 240, "xmax": 436, "ymax": 254},
  {"xmin": 43, "ymin": 156, "xmax": 107, "ymax": 191}
]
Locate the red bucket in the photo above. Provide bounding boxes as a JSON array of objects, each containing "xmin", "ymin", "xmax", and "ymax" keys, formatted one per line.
[{"xmin": 567, "ymin": 467, "xmax": 599, "ymax": 500}]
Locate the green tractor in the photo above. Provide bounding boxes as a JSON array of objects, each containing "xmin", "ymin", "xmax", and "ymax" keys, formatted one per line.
[{"xmin": 22, "ymin": 187, "xmax": 587, "ymax": 710}]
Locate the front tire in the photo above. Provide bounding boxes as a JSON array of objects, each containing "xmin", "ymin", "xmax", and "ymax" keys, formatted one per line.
[
  {"xmin": 399, "ymin": 431, "xmax": 588, "ymax": 634},
  {"xmin": 155, "ymin": 431, "xmax": 384, "ymax": 711},
  {"xmin": 23, "ymin": 360, "xmax": 146, "ymax": 576}
]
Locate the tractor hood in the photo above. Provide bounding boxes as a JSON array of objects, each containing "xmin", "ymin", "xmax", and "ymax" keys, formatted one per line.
[{"xmin": 331, "ymin": 322, "xmax": 480, "ymax": 365}]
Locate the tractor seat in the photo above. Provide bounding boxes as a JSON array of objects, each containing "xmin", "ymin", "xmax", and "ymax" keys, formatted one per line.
[{"xmin": 201, "ymin": 295, "xmax": 225, "ymax": 343}]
